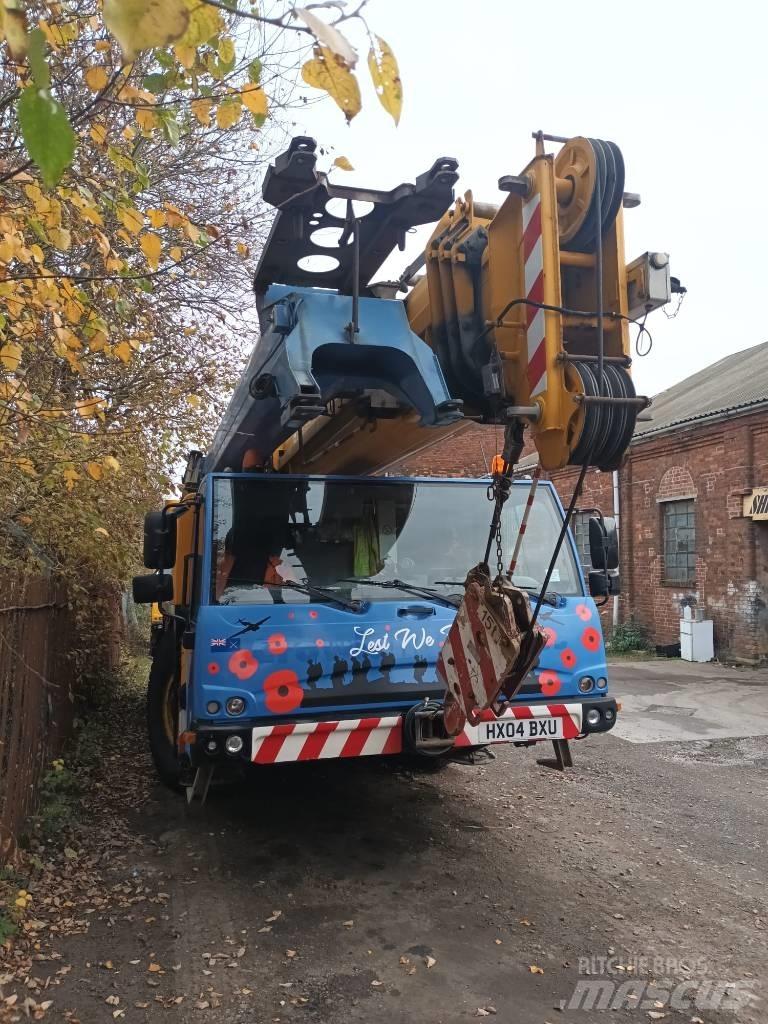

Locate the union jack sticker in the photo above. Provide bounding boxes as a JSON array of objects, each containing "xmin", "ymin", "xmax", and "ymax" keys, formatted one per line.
[{"xmin": 210, "ymin": 637, "xmax": 227, "ymax": 650}]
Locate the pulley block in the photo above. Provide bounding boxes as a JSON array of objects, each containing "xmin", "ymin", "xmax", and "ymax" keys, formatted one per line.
[
  {"xmin": 555, "ymin": 137, "xmax": 625, "ymax": 252},
  {"xmin": 568, "ymin": 360, "xmax": 637, "ymax": 470}
]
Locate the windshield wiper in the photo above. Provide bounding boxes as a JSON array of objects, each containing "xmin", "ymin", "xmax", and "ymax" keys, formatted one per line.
[
  {"xmin": 435, "ymin": 579, "xmax": 562, "ymax": 608},
  {"xmin": 339, "ymin": 578, "xmax": 461, "ymax": 609},
  {"xmin": 275, "ymin": 580, "xmax": 364, "ymax": 613}
]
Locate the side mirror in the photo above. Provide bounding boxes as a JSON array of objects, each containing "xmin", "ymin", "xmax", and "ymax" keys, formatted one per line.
[
  {"xmin": 143, "ymin": 510, "xmax": 177, "ymax": 569},
  {"xmin": 588, "ymin": 569, "xmax": 621, "ymax": 598},
  {"xmin": 133, "ymin": 572, "xmax": 174, "ymax": 605},
  {"xmin": 589, "ymin": 515, "xmax": 619, "ymax": 571}
]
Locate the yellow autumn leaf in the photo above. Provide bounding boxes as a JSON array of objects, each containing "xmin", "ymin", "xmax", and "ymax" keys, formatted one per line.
[
  {"xmin": 16, "ymin": 457, "xmax": 36, "ymax": 477},
  {"xmin": 368, "ymin": 37, "xmax": 402, "ymax": 126},
  {"xmin": 94, "ymin": 526, "xmax": 110, "ymax": 538},
  {"xmin": 84, "ymin": 66, "xmax": 109, "ymax": 92},
  {"xmin": 173, "ymin": 42, "xmax": 196, "ymax": 70},
  {"xmin": 216, "ymin": 97, "xmax": 242, "ymax": 129},
  {"xmin": 190, "ymin": 97, "xmax": 212, "ymax": 126},
  {"xmin": 113, "ymin": 341, "xmax": 132, "ymax": 363},
  {"xmin": 29, "ymin": 243, "xmax": 44, "ymax": 263},
  {"xmin": 169, "ymin": 246, "xmax": 183, "ymax": 262},
  {"xmin": 179, "ymin": 0, "xmax": 221, "ymax": 46},
  {"xmin": 63, "ymin": 467, "xmax": 81, "ymax": 491},
  {"xmin": 88, "ymin": 331, "xmax": 108, "ymax": 352},
  {"xmin": 333, "ymin": 156, "xmax": 354, "ymax": 171},
  {"xmin": 147, "ymin": 208, "xmax": 166, "ymax": 228},
  {"xmin": 80, "ymin": 205, "xmax": 104, "ymax": 226},
  {"xmin": 186, "ymin": 393, "xmax": 200, "ymax": 407},
  {"xmin": 235, "ymin": 242, "xmax": 249, "ymax": 258},
  {"xmin": 301, "ymin": 47, "xmax": 361, "ymax": 122},
  {"xmin": 86, "ymin": 461, "xmax": 103, "ymax": 481},
  {"xmin": 217, "ymin": 36, "xmax": 235, "ymax": 64},
  {"xmin": 103, "ymin": 0, "xmax": 189, "ymax": 61},
  {"xmin": 140, "ymin": 231, "xmax": 162, "ymax": 269},
  {"xmin": 0, "ymin": 342, "xmax": 22, "ymax": 372},
  {"xmin": 241, "ymin": 84, "xmax": 268, "ymax": 123},
  {"xmin": 90, "ymin": 123, "xmax": 108, "ymax": 146},
  {"xmin": 102, "ymin": 455, "xmax": 120, "ymax": 472},
  {"xmin": 76, "ymin": 397, "xmax": 106, "ymax": 418},
  {"xmin": 3, "ymin": 2, "xmax": 28, "ymax": 59},
  {"xmin": 135, "ymin": 106, "xmax": 158, "ymax": 133},
  {"xmin": 49, "ymin": 228, "xmax": 72, "ymax": 251},
  {"xmin": 117, "ymin": 206, "xmax": 144, "ymax": 234}
]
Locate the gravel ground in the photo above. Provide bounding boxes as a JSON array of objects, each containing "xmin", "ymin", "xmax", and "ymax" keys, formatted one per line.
[{"xmin": 1, "ymin": 671, "xmax": 766, "ymax": 1024}]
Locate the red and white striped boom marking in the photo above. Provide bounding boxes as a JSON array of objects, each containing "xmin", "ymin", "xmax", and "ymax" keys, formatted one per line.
[
  {"xmin": 250, "ymin": 704, "xmax": 583, "ymax": 764},
  {"xmin": 521, "ymin": 193, "xmax": 547, "ymax": 397},
  {"xmin": 508, "ymin": 465, "xmax": 542, "ymax": 576}
]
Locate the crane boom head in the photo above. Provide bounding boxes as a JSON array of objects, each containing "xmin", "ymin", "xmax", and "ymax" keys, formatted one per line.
[{"xmin": 205, "ymin": 134, "xmax": 675, "ymax": 478}]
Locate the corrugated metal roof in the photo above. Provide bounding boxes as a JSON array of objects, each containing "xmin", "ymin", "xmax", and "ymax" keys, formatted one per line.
[{"xmin": 633, "ymin": 341, "xmax": 768, "ymax": 441}]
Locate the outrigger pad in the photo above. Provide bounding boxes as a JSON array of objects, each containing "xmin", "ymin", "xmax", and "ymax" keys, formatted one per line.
[{"xmin": 253, "ymin": 136, "xmax": 459, "ymax": 296}]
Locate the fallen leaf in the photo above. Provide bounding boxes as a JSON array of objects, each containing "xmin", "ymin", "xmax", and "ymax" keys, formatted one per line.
[
  {"xmin": 333, "ymin": 156, "xmax": 354, "ymax": 171},
  {"xmin": 147, "ymin": 962, "xmax": 162, "ymax": 973},
  {"xmin": 285, "ymin": 949, "xmax": 297, "ymax": 959},
  {"xmin": 424, "ymin": 955, "xmax": 436, "ymax": 969},
  {"xmin": 343, "ymin": 920, "xmax": 354, "ymax": 928},
  {"xmin": 519, "ymin": 918, "xmax": 532, "ymax": 927},
  {"xmin": 371, "ymin": 980, "xmax": 383, "ymax": 988},
  {"xmin": 265, "ymin": 910, "xmax": 282, "ymax": 923},
  {"xmin": 529, "ymin": 965, "xmax": 544, "ymax": 974},
  {"xmin": 105, "ymin": 995, "xmax": 120, "ymax": 1005}
]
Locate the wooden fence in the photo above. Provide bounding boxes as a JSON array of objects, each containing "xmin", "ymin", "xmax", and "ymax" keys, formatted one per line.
[{"xmin": 0, "ymin": 575, "xmax": 77, "ymax": 863}]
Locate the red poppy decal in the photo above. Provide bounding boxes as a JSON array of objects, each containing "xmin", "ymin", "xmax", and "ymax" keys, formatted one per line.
[
  {"xmin": 207, "ymin": 662, "xmax": 220, "ymax": 675},
  {"xmin": 541, "ymin": 626, "xmax": 557, "ymax": 648},
  {"xmin": 539, "ymin": 670, "xmax": 562, "ymax": 697},
  {"xmin": 263, "ymin": 669, "xmax": 304, "ymax": 714},
  {"xmin": 228, "ymin": 649, "xmax": 259, "ymax": 680},
  {"xmin": 287, "ymin": 611, "xmax": 295, "ymax": 620},
  {"xmin": 315, "ymin": 638, "xmax": 325, "ymax": 648},
  {"xmin": 560, "ymin": 647, "xmax": 576, "ymax": 670},
  {"xmin": 267, "ymin": 633, "xmax": 288, "ymax": 656},
  {"xmin": 309, "ymin": 610, "xmax": 318, "ymax": 619},
  {"xmin": 575, "ymin": 603, "xmax": 592, "ymax": 622},
  {"xmin": 582, "ymin": 627, "xmax": 601, "ymax": 652}
]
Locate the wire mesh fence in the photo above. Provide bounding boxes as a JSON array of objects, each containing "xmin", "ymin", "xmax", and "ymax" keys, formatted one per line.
[{"xmin": 0, "ymin": 575, "xmax": 77, "ymax": 864}]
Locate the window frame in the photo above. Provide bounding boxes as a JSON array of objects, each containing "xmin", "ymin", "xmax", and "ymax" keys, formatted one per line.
[{"xmin": 661, "ymin": 497, "xmax": 696, "ymax": 586}]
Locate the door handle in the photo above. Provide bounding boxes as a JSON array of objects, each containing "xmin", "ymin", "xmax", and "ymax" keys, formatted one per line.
[{"xmin": 397, "ymin": 605, "xmax": 436, "ymax": 618}]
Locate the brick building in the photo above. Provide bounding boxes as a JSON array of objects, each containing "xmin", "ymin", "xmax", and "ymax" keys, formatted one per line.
[{"xmin": 391, "ymin": 342, "xmax": 768, "ymax": 664}]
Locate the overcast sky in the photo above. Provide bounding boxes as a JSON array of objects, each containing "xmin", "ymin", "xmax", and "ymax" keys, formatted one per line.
[{"xmin": 283, "ymin": 0, "xmax": 767, "ymax": 400}]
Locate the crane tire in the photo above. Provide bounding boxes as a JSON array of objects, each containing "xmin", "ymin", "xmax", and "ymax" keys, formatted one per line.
[{"xmin": 146, "ymin": 631, "xmax": 182, "ymax": 790}]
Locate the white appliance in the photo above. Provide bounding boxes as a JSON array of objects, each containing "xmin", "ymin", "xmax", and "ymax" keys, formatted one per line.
[{"xmin": 679, "ymin": 606, "xmax": 714, "ymax": 662}]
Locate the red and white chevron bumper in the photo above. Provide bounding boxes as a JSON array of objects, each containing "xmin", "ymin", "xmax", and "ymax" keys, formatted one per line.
[{"xmin": 250, "ymin": 703, "xmax": 583, "ymax": 764}]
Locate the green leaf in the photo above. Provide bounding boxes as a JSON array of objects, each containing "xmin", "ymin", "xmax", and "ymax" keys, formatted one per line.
[
  {"xmin": 157, "ymin": 108, "xmax": 180, "ymax": 145},
  {"xmin": 17, "ymin": 88, "xmax": 76, "ymax": 188},
  {"xmin": 247, "ymin": 57, "xmax": 262, "ymax": 84},
  {"xmin": 27, "ymin": 28, "xmax": 50, "ymax": 89},
  {"xmin": 155, "ymin": 49, "xmax": 175, "ymax": 69},
  {"xmin": 142, "ymin": 72, "xmax": 168, "ymax": 92}
]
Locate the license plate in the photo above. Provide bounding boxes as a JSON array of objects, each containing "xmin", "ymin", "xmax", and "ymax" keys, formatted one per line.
[{"xmin": 477, "ymin": 716, "xmax": 565, "ymax": 743}]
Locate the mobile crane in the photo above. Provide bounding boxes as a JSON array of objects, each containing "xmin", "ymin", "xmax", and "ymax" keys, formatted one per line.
[{"xmin": 133, "ymin": 132, "xmax": 676, "ymax": 800}]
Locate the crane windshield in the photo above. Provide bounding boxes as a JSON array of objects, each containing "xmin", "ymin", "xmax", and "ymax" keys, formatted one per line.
[{"xmin": 211, "ymin": 476, "xmax": 582, "ymax": 606}]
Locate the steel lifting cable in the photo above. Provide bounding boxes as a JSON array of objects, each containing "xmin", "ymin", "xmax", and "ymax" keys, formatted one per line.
[{"xmin": 526, "ymin": 144, "xmax": 605, "ymax": 632}]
